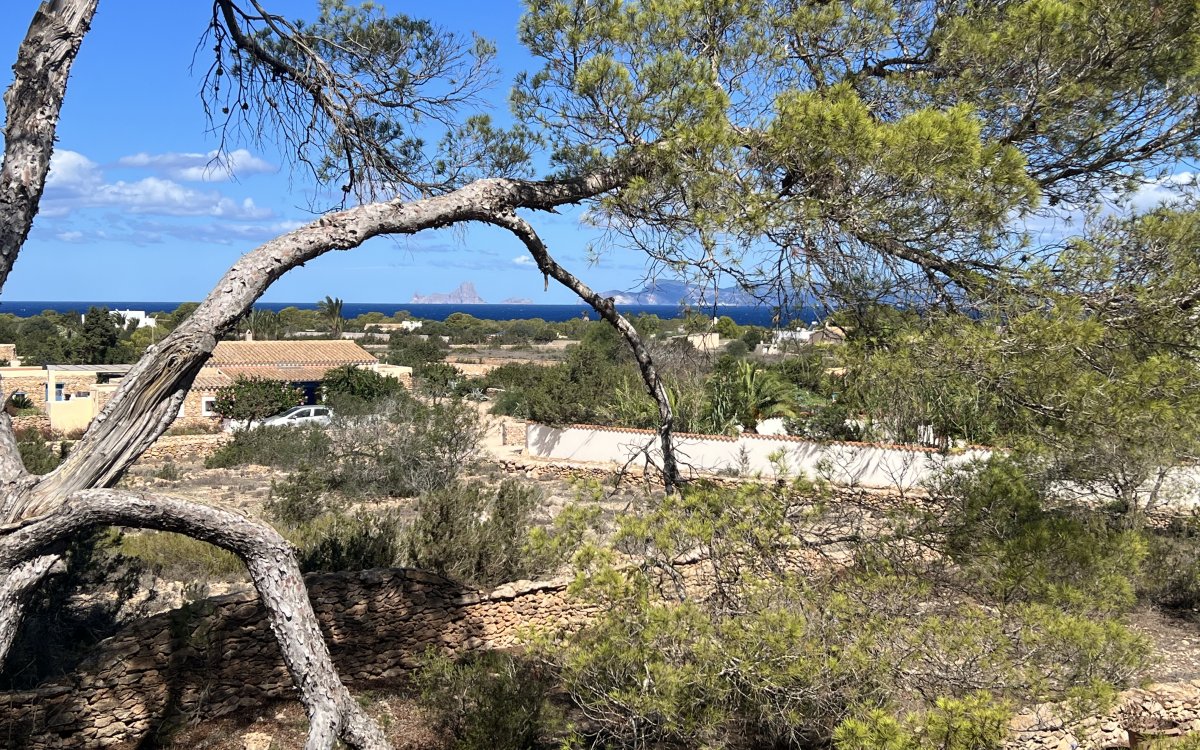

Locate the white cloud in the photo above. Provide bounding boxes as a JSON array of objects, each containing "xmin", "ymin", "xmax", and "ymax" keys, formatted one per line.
[
  {"xmin": 511, "ymin": 254, "xmax": 535, "ymax": 266},
  {"xmin": 45, "ymin": 150, "xmax": 103, "ymax": 192},
  {"xmin": 41, "ymin": 149, "xmax": 273, "ymax": 220},
  {"xmin": 116, "ymin": 148, "xmax": 275, "ymax": 182},
  {"xmin": 1124, "ymin": 171, "xmax": 1195, "ymax": 213}
]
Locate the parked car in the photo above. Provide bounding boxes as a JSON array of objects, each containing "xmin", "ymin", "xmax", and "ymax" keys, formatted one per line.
[
  {"xmin": 226, "ymin": 405, "xmax": 334, "ymax": 431},
  {"xmin": 261, "ymin": 405, "xmax": 333, "ymax": 427}
]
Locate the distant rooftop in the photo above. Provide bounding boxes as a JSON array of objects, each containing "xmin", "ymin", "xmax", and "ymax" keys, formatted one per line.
[
  {"xmin": 46, "ymin": 364, "xmax": 135, "ymax": 373},
  {"xmin": 210, "ymin": 340, "xmax": 376, "ymax": 367}
]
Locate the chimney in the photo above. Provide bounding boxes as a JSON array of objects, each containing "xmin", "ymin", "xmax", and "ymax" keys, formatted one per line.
[{"xmin": 244, "ymin": 330, "xmax": 254, "ymax": 342}]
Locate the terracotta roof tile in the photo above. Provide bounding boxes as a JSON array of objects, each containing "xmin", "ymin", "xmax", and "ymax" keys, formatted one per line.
[
  {"xmin": 219, "ymin": 365, "xmax": 339, "ymax": 383},
  {"xmin": 210, "ymin": 340, "xmax": 376, "ymax": 367},
  {"xmin": 192, "ymin": 367, "xmax": 233, "ymax": 389}
]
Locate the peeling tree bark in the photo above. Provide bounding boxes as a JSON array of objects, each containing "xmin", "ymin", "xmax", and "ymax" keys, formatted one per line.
[
  {"xmin": 0, "ymin": 491, "xmax": 390, "ymax": 750},
  {"xmin": 484, "ymin": 210, "xmax": 684, "ymax": 492},
  {"xmin": 0, "ymin": 0, "xmax": 99, "ymax": 293}
]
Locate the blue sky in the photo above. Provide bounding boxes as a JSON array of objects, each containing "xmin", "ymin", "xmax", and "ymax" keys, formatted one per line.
[
  {"xmin": 0, "ymin": 1, "xmax": 647, "ymax": 305},
  {"xmin": 3, "ymin": 2, "xmax": 1194, "ymax": 307}
]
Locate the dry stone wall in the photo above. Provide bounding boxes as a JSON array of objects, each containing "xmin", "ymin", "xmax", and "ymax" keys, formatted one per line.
[
  {"xmin": 0, "ymin": 568, "xmax": 593, "ymax": 749},
  {"xmin": 135, "ymin": 433, "xmax": 230, "ymax": 465}
]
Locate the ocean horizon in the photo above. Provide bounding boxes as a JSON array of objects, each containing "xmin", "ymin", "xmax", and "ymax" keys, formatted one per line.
[{"xmin": 0, "ymin": 301, "xmax": 822, "ymax": 327}]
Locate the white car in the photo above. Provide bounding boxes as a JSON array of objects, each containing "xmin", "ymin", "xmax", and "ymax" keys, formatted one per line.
[
  {"xmin": 227, "ymin": 405, "xmax": 334, "ymax": 431},
  {"xmin": 261, "ymin": 405, "xmax": 333, "ymax": 428}
]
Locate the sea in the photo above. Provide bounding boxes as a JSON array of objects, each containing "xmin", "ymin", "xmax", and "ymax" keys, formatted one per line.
[{"xmin": 0, "ymin": 301, "xmax": 819, "ymax": 327}]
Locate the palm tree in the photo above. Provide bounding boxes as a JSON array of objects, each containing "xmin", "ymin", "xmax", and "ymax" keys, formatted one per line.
[
  {"xmin": 245, "ymin": 309, "xmax": 279, "ymax": 340},
  {"xmin": 707, "ymin": 361, "xmax": 799, "ymax": 433},
  {"xmin": 317, "ymin": 295, "xmax": 344, "ymax": 336}
]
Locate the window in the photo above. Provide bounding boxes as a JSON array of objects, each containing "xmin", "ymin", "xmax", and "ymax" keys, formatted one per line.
[
  {"xmin": 313, "ymin": 407, "xmax": 329, "ymax": 417},
  {"xmin": 53, "ymin": 383, "xmax": 64, "ymax": 402},
  {"xmin": 200, "ymin": 397, "xmax": 217, "ymax": 417}
]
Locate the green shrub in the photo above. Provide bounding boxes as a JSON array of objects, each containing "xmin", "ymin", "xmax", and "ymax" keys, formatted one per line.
[
  {"xmin": 118, "ymin": 531, "xmax": 245, "ymax": 581},
  {"xmin": 1138, "ymin": 516, "xmax": 1200, "ymax": 611},
  {"xmin": 205, "ymin": 424, "xmax": 331, "ymax": 470},
  {"xmin": 403, "ymin": 479, "xmax": 544, "ymax": 588},
  {"xmin": 834, "ymin": 694, "xmax": 1011, "ymax": 750},
  {"xmin": 414, "ymin": 649, "xmax": 564, "ymax": 750},
  {"xmin": 294, "ymin": 510, "xmax": 405, "ymax": 573},
  {"xmin": 321, "ymin": 364, "xmax": 406, "ymax": 403},
  {"xmin": 16, "ymin": 428, "xmax": 65, "ymax": 474},
  {"xmin": 416, "ymin": 361, "xmax": 461, "ymax": 398},
  {"xmin": 265, "ymin": 463, "xmax": 334, "ymax": 527},
  {"xmin": 152, "ymin": 461, "xmax": 181, "ymax": 481},
  {"xmin": 542, "ymin": 477, "xmax": 1150, "ymax": 750},
  {"xmin": 212, "ymin": 376, "xmax": 304, "ymax": 425},
  {"xmin": 788, "ymin": 402, "xmax": 866, "ymax": 441},
  {"xmin": 332, "ymin": 396, "xmax": 483, "ymax": 497},
  {"xmin": 930, "ymin": 458, "xmax": 1146, "ymax": 613},
  {"xmin": 6, "ymin": 393, "xmax": 34, "ymax": 411}
]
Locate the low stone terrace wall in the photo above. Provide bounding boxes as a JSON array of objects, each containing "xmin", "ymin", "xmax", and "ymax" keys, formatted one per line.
[{"xmin": 0, "ymin": 568, "xmax": 592, "ymax": 748}]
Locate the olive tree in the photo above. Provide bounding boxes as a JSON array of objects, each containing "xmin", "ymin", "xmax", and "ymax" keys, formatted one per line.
[{"xmin": 2, "ymin": 0, "xmax": 1200, "ymax": 748}]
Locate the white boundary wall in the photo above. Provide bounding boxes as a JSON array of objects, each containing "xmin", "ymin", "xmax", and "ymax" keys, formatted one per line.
[{"xmin": 527, "ymin": 424, "xmax": 991, "ymax": 491}]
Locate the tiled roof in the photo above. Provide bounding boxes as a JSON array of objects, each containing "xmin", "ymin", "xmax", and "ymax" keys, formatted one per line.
[
  {"xmin": 192, "ymin": 368, "xmax": 233, "ymax": 390},
  {"xmin": 210, "ymin": 340, "xmax": 376, "ymax": 367},
  {"xmin": 218, "ymin": 365, "xmax": 339, "ymax": 383}
]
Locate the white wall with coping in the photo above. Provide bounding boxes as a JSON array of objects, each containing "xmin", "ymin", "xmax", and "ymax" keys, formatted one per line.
[{"xmin": 526, "ymin": 423, "xmax": 992, "ymax": 490}]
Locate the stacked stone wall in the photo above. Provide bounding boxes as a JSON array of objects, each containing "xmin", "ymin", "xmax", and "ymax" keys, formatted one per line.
[
  {"xmin": 136, "ymin": 433, "xmax": 230, "ymax": 464},
  {"xmin": 0, "ymin": 569, "xmax": 592, "ymax": 748},
  {"xmin": 0, "ymin": 373, "xmax": 49, "ymax": 411},
  {"xmin": 501, "ymin": 419, "xmax": 527, "ymax": 446},
  {"xmin": 10, "ymin": 414, "xmax": 50, "ymax": 435}
]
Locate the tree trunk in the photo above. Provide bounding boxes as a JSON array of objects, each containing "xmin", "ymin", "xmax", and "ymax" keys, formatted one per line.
[
  {"xmin": 485, "ymin": 210, "xmax": 684, "ymax": 492},
  {"xmin": 0, "ymin": 490, "xmax": 391, "ymax": 750},
  {"xmin": 0, "ymin": 0, "xmax": 99, "ymax": 292}
]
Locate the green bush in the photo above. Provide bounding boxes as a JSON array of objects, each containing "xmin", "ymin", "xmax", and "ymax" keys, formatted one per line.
[
  {"xmin": 834, "ymin": 694, "xmax": 1011, "ymax": 750},
  {"xmin": 16, "ymin": 428, "xmax": 67, "ymax": 474},
  {"xmin": 294, "ymin": 510, "xmax": 405, "ymax": 572},
  {"xmin": 332, "ymin": 395, "xmax": 483, "ymax": 497},
  {"xmin": 118, "ymin": 531, "xmax": 245, "ymax": 581},
  {"xmin": 322, "ymin": 364, "xmax": 406, "ymax": 403},
  {"xmin": 265, "ymin": 463, "xmax": 335, "ymax": 527},
  {"xmin": 414, "ymin": 649, "xmax": 564, "ymax": 750},
  {"xmin": 205, "ymin": 424, "xmax": 331, "ymax": 470},
  {"xmin": 541, "ymin": 477, "xmax": 1151, "ymax": 750},
  {"xmin": 930, "ymin": 458, "xmax": 1146, "ymax": 613},
  {"xmin": 211, "ymin": 376, "xmax": 304, "ymax": 425},
  {"xmin": 1139, "ymin": 516, "xmax": 1200, "ymax": 611},
  {"xmin": 403, "ymin": 479, "xmax": 544, "ymax": 587}
]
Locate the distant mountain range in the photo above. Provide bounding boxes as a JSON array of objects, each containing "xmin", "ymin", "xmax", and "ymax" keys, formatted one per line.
[
  {"xmin": 406, "ymin": 279, "xmax": 783, "ymax": 307},
  {"xmin": 410, "ymin": 282, "xmax": 486, "ymax": 304},
  {"xmin": 598, "ymin": 280, "xmax": 765, "ymax": 306}
]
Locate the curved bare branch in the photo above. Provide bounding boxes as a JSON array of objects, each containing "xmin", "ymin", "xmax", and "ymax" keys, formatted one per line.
[
  {"xmin": 483, "ymin": 209, "xmax": 683, "ymax": 492},
  {"xmin": 20, "ymin": 164, "xmax": 643, "ymax": 518},
  {"xmin": 0, "ymin": 490, "xmax": 391, "ymax": 750}
]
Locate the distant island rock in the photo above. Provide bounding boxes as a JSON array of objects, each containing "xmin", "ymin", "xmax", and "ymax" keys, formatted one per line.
[
  {"xmin": 410, "ymin": 282, "xmax": 486, "ymax": 304},
  {"xmin": 501, "ymin": 297, "xmax": 533, "ymax": 304},
  {"xmin": 598, "ymin": 279, "xmax": 763, "ymax": 306}
]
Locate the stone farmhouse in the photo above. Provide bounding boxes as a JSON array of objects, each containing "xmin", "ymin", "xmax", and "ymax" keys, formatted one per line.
[{"xmin": 0, "ymin": 339, "xmax": 411, "ymax": 434}]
